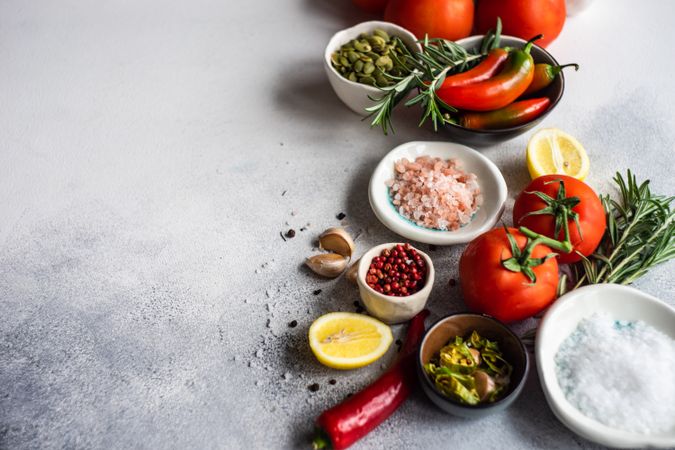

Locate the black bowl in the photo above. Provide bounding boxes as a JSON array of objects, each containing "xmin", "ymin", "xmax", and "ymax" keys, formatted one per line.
[
  {"xmin": 416, "ymin": 313, "xmax": 529, "ymax": 418},
  {"xmin": 442, "ymin": 35, "xmax": 565, "ymax": 147}
]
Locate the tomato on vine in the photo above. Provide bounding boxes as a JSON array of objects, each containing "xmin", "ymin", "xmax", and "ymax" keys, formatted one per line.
[{"xmin": 513, "ymin": 175, "xmax": 606, "ymax": 264}]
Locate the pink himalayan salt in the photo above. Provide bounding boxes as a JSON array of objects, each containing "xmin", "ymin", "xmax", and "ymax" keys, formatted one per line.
[{"xmin": 386, "ymin": 156, "xmax": 482, "ymax": 231}]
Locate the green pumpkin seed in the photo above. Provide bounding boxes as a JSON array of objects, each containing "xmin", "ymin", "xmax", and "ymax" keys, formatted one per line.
[
  {"xmin": 333, "ymin": 29, "xmax": 411, "ymax": 84},
  {"xmin": 375, "ymin": 72, "xmax": 388, "ymax": 87},
  {"xmin": 354, "ymin": 40, "xmax": 371, "ymax": 52},
  {"xmin": 367, "ymin": 35, "xmax": 387, "ymax": 50},
  {"xmin": 375, "ymin": 55, "xmax": 393, "ymax": 69},
  {"xmin": 373, "ymin": 29, "xmax": 390, "ymax": 42},
  {"xmin": 362, "ymin": 62, "xmax": 375, "ymax": 75},
  {"xmin": 358, "ymin": 75, "xmax": 376, "ymax": 86}
]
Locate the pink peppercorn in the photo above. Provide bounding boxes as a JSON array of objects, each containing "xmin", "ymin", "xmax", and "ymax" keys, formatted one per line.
[{"xmin": 366, "ymin": 243, "xmax": 427, "ymax": 297}]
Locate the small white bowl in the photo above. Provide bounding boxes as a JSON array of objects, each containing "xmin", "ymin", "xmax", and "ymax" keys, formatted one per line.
[
  {"xmin": 536, "ymin": 284, "xmax": 675, "ymax": 448},
  {"xmin": 369, "ymin": 141, "xmax": 507, "ymax": 245},
  {"xmin": 324, "ymin": 21, "xmax": 421, "ymax": 116},
  {"xmin": 356, "ymin": 243, "xmax": 434, "ymax": 325}
]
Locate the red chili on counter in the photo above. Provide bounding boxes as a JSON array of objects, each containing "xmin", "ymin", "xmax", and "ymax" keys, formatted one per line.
[
  {"xmin": 365, "ymin": 244, "xmax": 426, "ymax": 296},
  {"xmin": 313, "ymin": 310, "xmax": 430, "ymax": 450}
]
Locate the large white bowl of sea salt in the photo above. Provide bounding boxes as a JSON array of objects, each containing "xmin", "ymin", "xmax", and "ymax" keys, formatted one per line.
[{"xmin": 536, "ymin": 284, "xmax": 675, "ymax": 448}]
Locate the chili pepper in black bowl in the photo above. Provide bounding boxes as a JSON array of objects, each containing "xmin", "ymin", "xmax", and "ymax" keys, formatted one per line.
[
  {"xmin": 441, "ymin": 35, "xmax": 566, "ymax": 147},
  {"xmin": 312, "ymin": 310, "xmax": 429, "ymax": 450},
  {"xmin": 459, "ymin": 97, "xmax": 551, "ymax": 130},
  {"xmin": 440, "ymin": 47, "xmax": 510, "ymax": 89},
  {"xmin": 436, "ymin": 35, "xmax": 541, "ymax": 111},
  {"xmin": 523, "ymin": 63, "xmax": 578, "ymax": 97}
]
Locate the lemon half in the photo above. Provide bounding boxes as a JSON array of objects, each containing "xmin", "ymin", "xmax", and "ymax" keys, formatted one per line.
[
  {"xmin": 526, "ymin": 128, "xmax": 590, "ymax": 180},
  {"xmin": 308, "ymin": 312, "xmax": 393, "ymax": 370}
]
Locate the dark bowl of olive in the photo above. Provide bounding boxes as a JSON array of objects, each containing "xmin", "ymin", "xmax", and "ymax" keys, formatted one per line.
[
  {"xmin": 416, "ymin": 312, "xmax": 529, "ymax": 418},
  {"xmin": 442, "ymin": 35, "xmax": 567, "ymax": 147}
]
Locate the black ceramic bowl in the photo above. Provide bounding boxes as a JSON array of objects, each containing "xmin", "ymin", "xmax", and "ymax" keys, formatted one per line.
[
  {"xmin": 417, "ymin": 313, "xmax": 529, "ymax": 418},
  {"xmin": 443, "ymin": 35, "xmax": 565, "ymax": 147}
]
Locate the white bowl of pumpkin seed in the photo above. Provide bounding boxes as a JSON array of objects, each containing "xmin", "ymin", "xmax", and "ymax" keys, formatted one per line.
[{"xmin": 324, "ymin": 21, "xmax": 422, "ymax": 116}]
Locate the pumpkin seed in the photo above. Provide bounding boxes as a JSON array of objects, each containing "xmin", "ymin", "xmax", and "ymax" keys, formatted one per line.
[
  {"xmin": 354, "ymin": 40, "xmax": 371, "ymax": 52},
  {"xmin": 373, "ymin": 28, "xmax": 390, "ymax": 42},
  {"xmin": 362, "ymin": 62, "xmax": 375, "ymax": 75},
  {"xmin": 330, "ymin": 29, "xmax": 412, "ymax": 86}
]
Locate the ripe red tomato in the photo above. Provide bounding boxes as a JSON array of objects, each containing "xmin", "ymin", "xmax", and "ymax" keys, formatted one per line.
[
  {"xmin": 513, "ymin": 175, "xmax": 606, "ymax": 264},
  {"xmin": 475, "ymin": 0, "xmax": 566, "ymax": 48},
  {"xmin": 459, "ymin": 227, "xmax": 559, "ymax": 323},
  {"xmin": 352, "ymin": 0, "xmax": 389, "ymax": 15},
  {"xmin": 384, "ymin": 0, "xmax": 474, "ymax": 41}
]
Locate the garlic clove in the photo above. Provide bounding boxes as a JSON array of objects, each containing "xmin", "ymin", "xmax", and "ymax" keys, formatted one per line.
[
  {"xmin": 319, "ymin": 227, "xmax": 355, "ymax": 257},
  {"xmin": 306, "ymin": 253, "xmax": 349, "ymax": 278},
  {"xmin": 474, "ymin": 370, "xmax": 496, "ymax": 401},
  {"xmin": 345, "ymin": 257, "xmax": 361, "ymax": 285},
  {"xmin": 469, "ymin": 348, "xmax": 482, "ymax": 366}
]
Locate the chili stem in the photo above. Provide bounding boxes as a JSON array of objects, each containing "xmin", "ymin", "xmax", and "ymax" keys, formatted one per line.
[{"xmin": 312, "ymin": 430, "xmax": 331, "ymax": 450}]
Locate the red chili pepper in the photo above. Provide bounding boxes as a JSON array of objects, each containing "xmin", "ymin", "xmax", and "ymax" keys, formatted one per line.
[
  {"xmin": 440, "ymin": 48, "xmax": 510, "ymax": 88},
  {"xmin": 312, "ymin": 310, "xmax": 430, "ymax": 450},
  {"xmin": 460, "ymin": 97, "xmax": 551, "ymax": 130},
  {"xmin": 523, "ymin": 63, "xmax": 578, "ymax": 96},
  {"xmin": 437, "ymin": 36, "xmax": 540, "ymax": 111}
]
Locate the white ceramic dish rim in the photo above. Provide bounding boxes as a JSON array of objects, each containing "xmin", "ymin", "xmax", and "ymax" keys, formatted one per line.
[
  {"xmin": 368, "ymin": 141, "xmax": 507, "ymax": 245},
  {"xmin": 323, "ymin": 20, "xmax": 422, "ymax": 94},
  {"xmin": 356, "ymin": 242, "xmax": 434, "ymax": 305},
  {"xmin": 536, "ymin": 284, "xmax": 675, "ymax": 448}
]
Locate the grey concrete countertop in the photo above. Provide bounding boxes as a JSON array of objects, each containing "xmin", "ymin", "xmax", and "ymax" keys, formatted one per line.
[{"xmin": 1, "ymin": 0, "xmax": 674, "ymax": 449}]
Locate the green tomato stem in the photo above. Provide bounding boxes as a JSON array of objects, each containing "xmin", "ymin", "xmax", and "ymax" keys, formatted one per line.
[{"xmin": 519, "ymin": 226, "xmax": 572, "ymax": 254}]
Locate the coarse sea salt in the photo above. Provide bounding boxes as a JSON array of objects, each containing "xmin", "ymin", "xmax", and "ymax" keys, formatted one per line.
[
  {"xmin": 555, "ymin": 313, "xmax": 675, "ymax": 434},
  {"xmin": 386, "ymin": 156, "xmax": 481, "ymax": 231}
]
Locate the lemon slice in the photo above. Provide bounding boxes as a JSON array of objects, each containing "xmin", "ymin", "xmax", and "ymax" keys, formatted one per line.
[
  {"xmin": 309, "ymin": 312, "xmax": 393, "ymax": 370},
  {"xmin": 526, "ymin": 128, "xmax": 590, "ymax": 180}
]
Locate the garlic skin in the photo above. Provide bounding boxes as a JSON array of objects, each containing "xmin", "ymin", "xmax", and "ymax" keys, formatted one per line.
[
  {"xmin": 345, "ymin": 258, "xmax": 361, "ymax": 285},
  {"xmin": 306, "ymin": 253, "xmax": 349, "ymax": 278},
  {"xmin": 319, "ymin": 227, "xmax": 355, "ymax": 257}
]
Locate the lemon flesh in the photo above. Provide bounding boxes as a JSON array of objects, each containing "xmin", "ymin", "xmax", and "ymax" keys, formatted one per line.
[
  {"xmin": 309, "ymin": 312, "xmax": 393, "ymax": 370},
  {"xmin": 526, "ymin": 128, "xmax": 590, "ymax": 180}
]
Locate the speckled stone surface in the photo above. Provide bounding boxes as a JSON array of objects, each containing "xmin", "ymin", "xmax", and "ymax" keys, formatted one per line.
[{"xmin": 1, "ymin": 0, "xmax": 674, "ymax": 449}]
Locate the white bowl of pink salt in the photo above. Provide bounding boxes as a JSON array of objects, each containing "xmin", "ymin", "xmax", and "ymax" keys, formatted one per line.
[
  {"xmin": 536, "ymin": 284, "xmax": 675, "ymax": 448},
  {"xmin": 368, "ymin": 141, "xmax": 507, "ymax": 245}
]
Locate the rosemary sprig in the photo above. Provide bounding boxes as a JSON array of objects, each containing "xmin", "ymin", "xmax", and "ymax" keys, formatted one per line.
[
  {"xmin": 366, "ymin": 19, "xmax": 503, "ymax": 134},
  {"xmin": 574, "ymin": 170, "xmax": 675, "ymax": 287}
]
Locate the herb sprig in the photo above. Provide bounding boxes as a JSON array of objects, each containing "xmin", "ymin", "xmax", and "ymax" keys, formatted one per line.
[
  {"xmin": 574, "ymin": 170, "xmax": 675, "ymax": 286},
  {"xmin": 366, "ymin": 19, "xmax": 503, "ymax": 134}
]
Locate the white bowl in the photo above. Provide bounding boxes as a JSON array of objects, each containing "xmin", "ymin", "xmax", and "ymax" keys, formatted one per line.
[
  {"xmin": 536, "ymin": 284, "xmax": 675, "ymax": 448},
  {"xmin": 324, "ymin": 21, "xmax": 421, "ymax": 116},
  {"xmin": 356, "ymin": 243, "xmax": 434, "ymax": 324},
  {"xmin": 368, "ymin": 141, "xmax": 507, "ymax": 245}
]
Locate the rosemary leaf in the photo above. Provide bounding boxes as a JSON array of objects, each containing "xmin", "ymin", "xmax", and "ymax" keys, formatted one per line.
[
  {"xmin": 578, "ymin": 171, "xmax": 675, "ymax": 286},
  {"xmin": 366, "ymin": 19, "xmax": 502, "ymax": 134}
]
